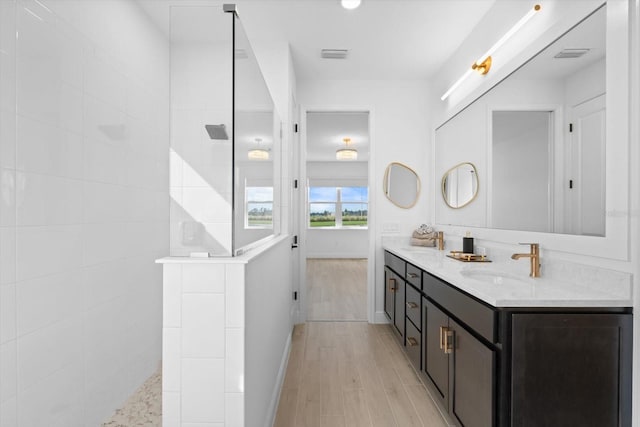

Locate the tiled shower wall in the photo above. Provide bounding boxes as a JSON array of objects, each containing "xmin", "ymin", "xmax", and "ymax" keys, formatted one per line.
[{"xmin": 0, "ymin": 0, "xmax": 169, "ymax": 425}]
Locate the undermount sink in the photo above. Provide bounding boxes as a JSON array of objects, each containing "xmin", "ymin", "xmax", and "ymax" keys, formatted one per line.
[{"xmin": 460, "ymin": 269, "xmax": 530, "ymax": 286}]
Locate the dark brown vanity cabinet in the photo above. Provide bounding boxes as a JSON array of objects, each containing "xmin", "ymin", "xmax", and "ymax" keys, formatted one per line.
[
  {"xmin": 383, "ymin": 250, "xmax": 632, "ymax": 427},
  {"xmin": 423, "ymin": 299, "xmax": 496, "ymax": 427},
  {"xmin": 509, "ymin": 312, "xmax": 632, "ymax": 427}
]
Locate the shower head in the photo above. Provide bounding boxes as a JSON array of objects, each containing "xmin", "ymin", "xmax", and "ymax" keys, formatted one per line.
[{"xmin": 205, "ymin": 124, "xmax": 229, "ymax": 140}]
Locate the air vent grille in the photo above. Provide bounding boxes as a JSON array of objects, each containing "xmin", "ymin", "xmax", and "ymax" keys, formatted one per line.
[
  {"xmin": 321, "ymin": 49, "xmax": 349, "ymax": 59},
  {"xmin": 554, "ymin": 48, "xmax": 591, "ymax": 59}
]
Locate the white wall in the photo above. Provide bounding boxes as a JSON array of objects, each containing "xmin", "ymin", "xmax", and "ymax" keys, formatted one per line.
[
  {"xmin": 299, "ymin": 79, "xmax": 430, "ymax": 322},
  {"xmin": 0, "ymin": 0, "xmax": 169, "ymax": 425}
]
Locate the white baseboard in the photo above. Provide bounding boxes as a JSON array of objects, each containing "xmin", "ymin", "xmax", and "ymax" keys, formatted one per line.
[
  {"xmin": 373, "ymin": 310, "xmax": 390, "ymax": 324},
  {"xmin": 266, "ymin": 329, "xmax": 293, "ymax": 427}
]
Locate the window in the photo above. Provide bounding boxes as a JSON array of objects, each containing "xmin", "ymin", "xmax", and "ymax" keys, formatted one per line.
[
  {"xmin": 309, "ymin": 186, "xmax": 368, "ymax": 228},
  {"xmin": 246, "ymin": 187, "xmax": 273, "ymax": 228}
]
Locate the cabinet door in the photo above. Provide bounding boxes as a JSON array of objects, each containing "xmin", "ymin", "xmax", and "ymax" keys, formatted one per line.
[
  {"xmin": 384, "ymin": 268, "xmax": 396, "ymax": 321},
  {"xmin": 394, "ymin": 279, "xmax": 405, "ymax": 338},
  {"xmin": 450, "ymin": 319, "xmax": 495, "ymax": 427},
  {"xmin": 424, "ymin": 300, "xmax": 449, "ymax": 409},
  {"xmin": 511, "ymin": 313, "xmax": 632, "ymax": 427}
]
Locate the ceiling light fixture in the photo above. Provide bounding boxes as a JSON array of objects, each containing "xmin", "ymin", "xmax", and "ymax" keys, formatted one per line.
[
  {"xmin": 441, "ymin": 3, "xmax": 541, "ymax": 101},
  {"xmin": 336, "ymin": 137, "xmax": 358, "ymax": 160},
  {"xmin": 341, "ymin": 0, "xmax": 361, "ymax": 10},
  {"xmin": 248, "ymin": 138, "xmax": 269, "ymax": 160}
]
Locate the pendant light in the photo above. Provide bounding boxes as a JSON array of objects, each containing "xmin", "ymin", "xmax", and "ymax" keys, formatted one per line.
[{"xmin": 336, "ymin": 137, "xmax": 358, "ymax": 160}]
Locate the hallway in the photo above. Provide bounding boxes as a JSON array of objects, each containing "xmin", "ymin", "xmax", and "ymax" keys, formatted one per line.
[
  {"xmin": 307, "ymin": 259, "xmax": 368, "ymax": 321},
  {"xmin": 273, "ymin": 322, "xmax": 447, "ymax": 427}
]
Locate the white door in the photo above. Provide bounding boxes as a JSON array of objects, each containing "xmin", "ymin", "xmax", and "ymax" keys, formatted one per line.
[{"xmin": 568, "ymin": 94, "xmax": 606, "ymax": 236}]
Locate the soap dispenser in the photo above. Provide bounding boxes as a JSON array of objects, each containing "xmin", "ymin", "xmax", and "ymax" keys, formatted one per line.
[{"xmin": 463, "ymin": 231, "xmax": 474, "ymax": 254}]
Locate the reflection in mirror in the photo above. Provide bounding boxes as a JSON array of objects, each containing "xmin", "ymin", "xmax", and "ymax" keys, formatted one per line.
[
  {"xmin": 233, "ymin": 14, "xmax": 279, "ymax": 254},
  {"xmin": 435, "ymin": 5, "xmax": 605, "ymax": 235},
  {"xmin": 383, "ymin": 162, "xmax": 420, "ymax": 209},
  {"xmin": 442, "ymin": 162, "xmax": 478, "ymax": 209}
]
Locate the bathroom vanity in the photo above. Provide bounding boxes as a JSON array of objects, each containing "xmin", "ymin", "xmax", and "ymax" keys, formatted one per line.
[{"xmin": 383, "ymin": 243, "xmax": 632, "ymax": 427}]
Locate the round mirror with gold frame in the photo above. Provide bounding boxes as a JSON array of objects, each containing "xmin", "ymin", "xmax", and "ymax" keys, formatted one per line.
[
  {"xmin": 383, "ymin": 162, "xmax": 421, "ymax": 209},
  {"xmin": 442, "ymin": 162, "xmax": 478, "ymax": 209}
]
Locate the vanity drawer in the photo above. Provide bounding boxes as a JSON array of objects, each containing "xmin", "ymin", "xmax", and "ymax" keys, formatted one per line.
[
  {"xmin": 423, "ymin": 272, "xmax": 497, "ymax": 343},
  {"xmin": 405, "ymin": 319, "xmax": 421, "ymax": 371},
  {"xmin": 385, "ymin": 251, "xmax": 406, "ymax": 277},
  {"xmin": 405, "ymin": 283, "xmax": 421, "ymax": 330},
  {"xmin": 406, "ymin": 264, "xmax": 422, "ymax": 289}
]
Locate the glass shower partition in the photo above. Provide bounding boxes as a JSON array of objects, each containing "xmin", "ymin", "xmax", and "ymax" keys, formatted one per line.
[{"xmin": 169, "ymin": 4, "xmax": 280, "ymax": 257}]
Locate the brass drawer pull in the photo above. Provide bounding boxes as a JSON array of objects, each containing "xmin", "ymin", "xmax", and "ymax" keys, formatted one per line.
[
  {"xmin": 407, "ymin": 337, "xmax": 418, "ymax": 347},
  {"xmin": 407, "ymin": 272, "xmax": 419, "ymax": 279},
  {"xmin": 406, "ymin": 301, "xmax": 418, "ymax": 309},
  {"xmin": 439, "ymin": 326, "xmax": 446, "ymax": 349},
  {"xmin": 444, "ymin": 329, "xmax": 454, "ymax": 354},
  {"xmin": 388, "ymin": 278, "xmax": 397, "ymax": 292}
]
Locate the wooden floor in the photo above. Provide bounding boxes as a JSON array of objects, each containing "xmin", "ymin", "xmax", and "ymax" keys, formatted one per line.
[
  {"xmin": 307, "ymin": 259, "xmax": 367, "ymax": 321},
  {"xmin": 273, "ymin": 322, "xmax": 449, "ymax": 427}
]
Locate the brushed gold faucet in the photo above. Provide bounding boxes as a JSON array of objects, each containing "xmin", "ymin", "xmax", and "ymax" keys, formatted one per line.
[
  {"xmin": 437, "ymin": 231, "xmax": 444, "ymax": 251},
  {"xmin": 511, "ymin": 243, "xmax": 541, "ymax": 278}
]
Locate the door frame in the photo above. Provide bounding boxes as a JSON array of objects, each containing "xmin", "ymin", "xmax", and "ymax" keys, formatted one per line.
[{"xmin": 297, "ymin": 105, "xmax": 376, "ymax": 324}]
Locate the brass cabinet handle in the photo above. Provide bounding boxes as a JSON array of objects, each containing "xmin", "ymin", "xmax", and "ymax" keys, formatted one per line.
[
  {"xmin": 406, "ymin": 301, "xmax": 418, "ymax": 309},
  {"xmin": 407, "ymin": 337, "xmax": 418, "ymax": 347},
  {"xmin": 439, "ymin": 326, "xmax": 446, "ymax": 349},
  {"xmin": 388, "ymin": 278, "xmax": 397, "ymax": 292},
  {"xmin": 407, "ymin": 272, "xmax": 419, "ymax": 279},
  {"xmin": 444, "ymin": 329, "xmax": 454, "ymax": 354}
]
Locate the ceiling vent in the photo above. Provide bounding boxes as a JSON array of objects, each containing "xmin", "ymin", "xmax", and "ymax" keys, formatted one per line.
[
  {"xmin": 554, "ymin": 48, "xmax": 591, "ymax": 59},
  {"xmin": 321, "ymin": 49, "xmax": 349, "ymax": 59}
]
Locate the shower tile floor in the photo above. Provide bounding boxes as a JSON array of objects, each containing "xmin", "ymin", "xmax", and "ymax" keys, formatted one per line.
[{"xmin": 101, "ymin": 368, "xmax": 162, "ymax": 426}]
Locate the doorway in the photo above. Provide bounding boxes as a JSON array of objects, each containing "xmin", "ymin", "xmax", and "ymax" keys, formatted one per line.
[{"xmin": 300, "ymin": 110, "xmax": 371, "ymax": 322}]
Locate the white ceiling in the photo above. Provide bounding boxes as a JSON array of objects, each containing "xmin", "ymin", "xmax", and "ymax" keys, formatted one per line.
[
  {"xmin": 306, "ymin": 111, "xmax": 369, "ymax": 162},
  {"xmin": 137, "ymin": 0, "xmax": 496, "ymax": 81}
]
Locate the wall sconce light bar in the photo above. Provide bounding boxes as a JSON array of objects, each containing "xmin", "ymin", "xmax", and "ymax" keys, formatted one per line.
[{"xmin": 441, "ymin": 3, "xmax": 541, "ymax": 101}]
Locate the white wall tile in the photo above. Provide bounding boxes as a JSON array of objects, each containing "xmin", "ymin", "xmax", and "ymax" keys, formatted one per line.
[
  {"xmin": 0, "ymin": 169, "xmax": 15, "ymax": 227},
  {"xmin": 16, "ymin": 225, "xmax": 82, "ymax": 281},
  {"xmin": 163, "ymin": 391, "xmax": 181, "ymax": 427},
  {"xmin": 0, "ymin": 340, "xmax": 16, "ymax": 403},
  {"xmin": 225, "ymin": 265, "xmax": 245, "ymax": 328},
  {"xmin": 0, "ymin": 228, "xmax": 15, "ymax": 285},
  {"xmin": 0, "ymin": 284, "xmax": 16, "ymax": 344},
  {"xmin": 0, "ymin": 110, "xmax": 16, "ymax": 170},
  {"xmin": 182, "ymin": 294, "xmax": 225, "ymax": 359},
  {"xmin": 0, "ymin": 397, "xmax": 16, "ymax": 427},
  {"xmin": 225, "ymin": 393, "xmax": 244, "ymax": 427},
  {"xmin": 224, "ymin": 328, "xmax": 244, "ymax": 393},
  {"xmin": 84, "ymin": 53, "xmax": 126, "ymax": 111},
  {"xmin": 163, "ymin": 264, "xmax": 182, "ymax": 327},
  {"xmin": 16, "ymin": 270, "xmax": 82, "ymax": 336},
  {"xmin": 83, "ymin": 181, "xmax": 126, "ymax": 224},
  {"xmin": 182, "ymin": 264, "xmax": 225, "ymax": 293},
  {"xmin": 163, "ymin": 327, "xmax": 181, "ymax": 393},
  {"xmin": 82, "ymin": 259, "xmax": 127, "ymax": 310},
  {"xmin": 17, "ymin": 362, "xmax": 84, "ymax": 427},
  {"xmin": 181, "ymin": 358, "xmax": 225, "ymax": 423},
  {"xmin": 81, "ymin": 222, "xmax": 125, "ymax": 267},
  {"xmin": 15, "ymin": 115, "xmax": 83, "ymax": 179},
  {"xmin": 16, "ymin": 317, "xmax": 82, "ymax": 393},
  {"xmin": 16, "ymin": 172, "xmax": 83, "ymax": 226}
]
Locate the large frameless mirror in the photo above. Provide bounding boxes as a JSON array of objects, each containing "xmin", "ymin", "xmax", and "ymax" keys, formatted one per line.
[
  {"xmin": 435, "ymin": 5, "xmax": 605, "ymax": 235},
  {"xmin": 383, "ymin": 162, "xmax": 421, "ymax": 209}
]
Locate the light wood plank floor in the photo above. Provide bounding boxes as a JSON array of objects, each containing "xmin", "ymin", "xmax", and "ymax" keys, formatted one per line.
[
  {"xmin": 307, "ymin": 259, "xmax": 367, "ymax": 321},
  {"xmin": 274, "ymin": 322, "xmax": 449, "ymax": 427}
]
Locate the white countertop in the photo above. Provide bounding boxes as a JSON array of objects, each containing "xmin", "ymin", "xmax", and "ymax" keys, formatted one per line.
[{"xmin": 383, "ymin": 241, "xmax": 632, "ymax": 308}]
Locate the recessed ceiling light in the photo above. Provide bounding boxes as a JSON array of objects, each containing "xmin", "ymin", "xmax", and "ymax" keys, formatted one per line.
[{"xmin": 341, "ymin": 0, "xmax": 361, "ymax": 10}]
